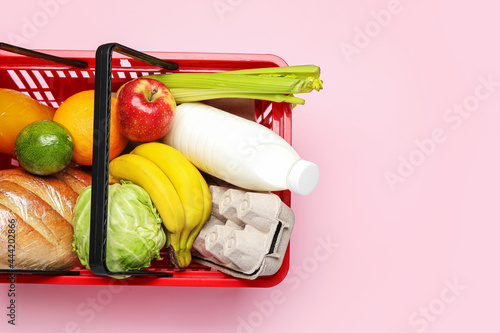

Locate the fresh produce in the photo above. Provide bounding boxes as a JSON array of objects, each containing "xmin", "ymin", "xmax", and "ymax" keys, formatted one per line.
[
  {"xmin": 0, "ymin": 88, "xmax": 55, "ymax": 156},
  {"xmin": 53, "ymin": 90, "xmax": 128, "ymax": 166},
  {"xmin": 130, "ymin": 142, "xmax": 212, "ymax": 267},
  {"xmin": 109, "ymin": 142, "xmax": 212, "ymax": 268},
  {"xmin": 116, "ymin": 78, "xmax": 177, "ymax": 142},
  {"xmin": 14, "ymin": 120, "xmax": 74, "ymax": 176},
  {"xmin": 72, "ymin": 180, "xmax": 167, "ymax": 277},
  {"xmin": 144, "ymin": 65, "xmax": 323, "ymax": 107},
  {"xmin": 185, "ymin": 170, "xmax": 212, "ymax": 257},
  {"xmin": 108, "ymin": 153, "xmax": 185, "ymax": 265}
]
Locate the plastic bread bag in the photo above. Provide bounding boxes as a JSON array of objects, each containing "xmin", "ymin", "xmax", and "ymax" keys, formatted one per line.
[{"xmin": 0, "ymin": 167, "xmax": 91, "ymax": 271}]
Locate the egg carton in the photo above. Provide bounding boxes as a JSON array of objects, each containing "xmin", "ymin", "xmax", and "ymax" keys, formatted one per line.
[{"xmin": 192, "ymin": 185, "xmax": 295, "ymax": 280}]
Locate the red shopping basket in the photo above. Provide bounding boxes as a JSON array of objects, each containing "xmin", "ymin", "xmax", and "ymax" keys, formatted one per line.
[{"xmin": 0, "ymin": 43, "xmax": 292, "ymax": 287}]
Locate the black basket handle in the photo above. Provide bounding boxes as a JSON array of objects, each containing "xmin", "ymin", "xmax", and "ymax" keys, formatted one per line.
[
  {"xmin": 0, "ymin": 42, "xmax": 88, "ymax": 68},
  {"xmin": 90, "ymin": 43, "xmax": 178, "ymax": 278}
]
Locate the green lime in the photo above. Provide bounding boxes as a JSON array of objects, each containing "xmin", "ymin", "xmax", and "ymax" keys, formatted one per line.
[{"xmin": 14, "ymin": 120, "xmax": 74, "ymax": 176}]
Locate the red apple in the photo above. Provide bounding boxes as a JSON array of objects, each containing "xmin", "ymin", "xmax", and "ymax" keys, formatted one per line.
[{"xmin": 116, "ymin": 78, "xmax": 176, "ymax": 142}]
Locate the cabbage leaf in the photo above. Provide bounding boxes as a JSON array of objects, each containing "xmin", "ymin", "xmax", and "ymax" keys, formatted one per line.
[{"xmin": 72, "ymin": 180, "xmax": 166, "ymax": 278}]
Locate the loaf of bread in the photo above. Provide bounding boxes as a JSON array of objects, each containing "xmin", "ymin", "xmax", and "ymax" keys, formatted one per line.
[{"xmin": 0, "ymin": 167, "xmax": 92, "ymax": 270}]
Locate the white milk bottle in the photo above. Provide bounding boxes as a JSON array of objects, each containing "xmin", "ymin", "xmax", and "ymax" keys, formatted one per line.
[{"xmin": 163, "ymin": 102, "xmax": 320, "ymax": 195}]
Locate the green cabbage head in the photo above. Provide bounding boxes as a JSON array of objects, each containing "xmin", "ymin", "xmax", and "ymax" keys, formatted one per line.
[{"xmin": 72, "ymin": 180, "xmax": 166, "ymax": 278}]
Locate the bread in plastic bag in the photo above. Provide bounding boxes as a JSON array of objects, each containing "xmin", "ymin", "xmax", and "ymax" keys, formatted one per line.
[{"xmin": 0, "ymin": 167, "xmax": 90, "ymax": 270}]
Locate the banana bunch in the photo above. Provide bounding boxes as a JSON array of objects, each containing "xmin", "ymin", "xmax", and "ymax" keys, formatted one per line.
[{"xmin": 108, "ymin": 142, "xmax": 212, "ymax": 268}]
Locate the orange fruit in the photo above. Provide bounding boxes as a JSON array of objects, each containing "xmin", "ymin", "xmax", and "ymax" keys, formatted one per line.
[
  {"xmin": 53, "ymin": 90, "xmax": 128, "ymax": 166},
  {"xmin": 0, "ymin": 88, "xmax": 55, "ymax": 156}
]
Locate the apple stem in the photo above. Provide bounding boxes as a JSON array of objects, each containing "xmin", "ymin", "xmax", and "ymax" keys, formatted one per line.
[{"xmin": 149, "ymin": 88, "xmax": 158, "ymax": 102}]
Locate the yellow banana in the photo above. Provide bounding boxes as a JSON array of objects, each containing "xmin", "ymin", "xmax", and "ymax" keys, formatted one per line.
[
  {"xmin": 176, "ymin": 170, "xmax": 212, "ymax": 267},
  {"xmin": 108, "ymin": 154, "xmax": 186, "ymax": 248},
  {"xmin": 186, "ymin": 171, "xmax": 212, "ymax": 251},
  {"xmin": 131, "ymin": 142, "xmax": 206, "ymax": 267}
]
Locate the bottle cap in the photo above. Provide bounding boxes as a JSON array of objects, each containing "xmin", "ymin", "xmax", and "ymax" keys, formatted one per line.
[{"xmin": 287, "ymin": 159, "xmax": 320, "ymax": 195}]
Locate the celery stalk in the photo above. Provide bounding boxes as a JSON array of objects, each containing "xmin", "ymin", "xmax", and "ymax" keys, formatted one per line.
[
  {"xmin": 218, "ymin": 65, "xmax": 321, "ymax": 79},
  {"xmin": 143, "ymin": 65, "xmax": 323, "ymax": 107},
  {"xmin": 205, "ymin": 65, "xmax": 323, "ymax": 91},
  {"xmin": 169, "ymin": 88, "xmax": 305, "ymax": 105},
  {"xmin": 146, "ymin": 73, "xmax": 314, "ymax": 94}
]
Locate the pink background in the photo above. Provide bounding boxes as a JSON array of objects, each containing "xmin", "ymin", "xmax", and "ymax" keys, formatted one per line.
[{"xmin": 1, "ymin": 0, "xmax": 499, "ymax": 332}]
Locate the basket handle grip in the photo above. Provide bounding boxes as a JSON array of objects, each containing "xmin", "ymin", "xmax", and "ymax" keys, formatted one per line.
[
  {"xmin": 0, "ymin": 42, "xmax": 88, "ymax": 68},
  {"xmin": 90, "ymin": 42, "xmax": 178, "ymax": 277}
]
